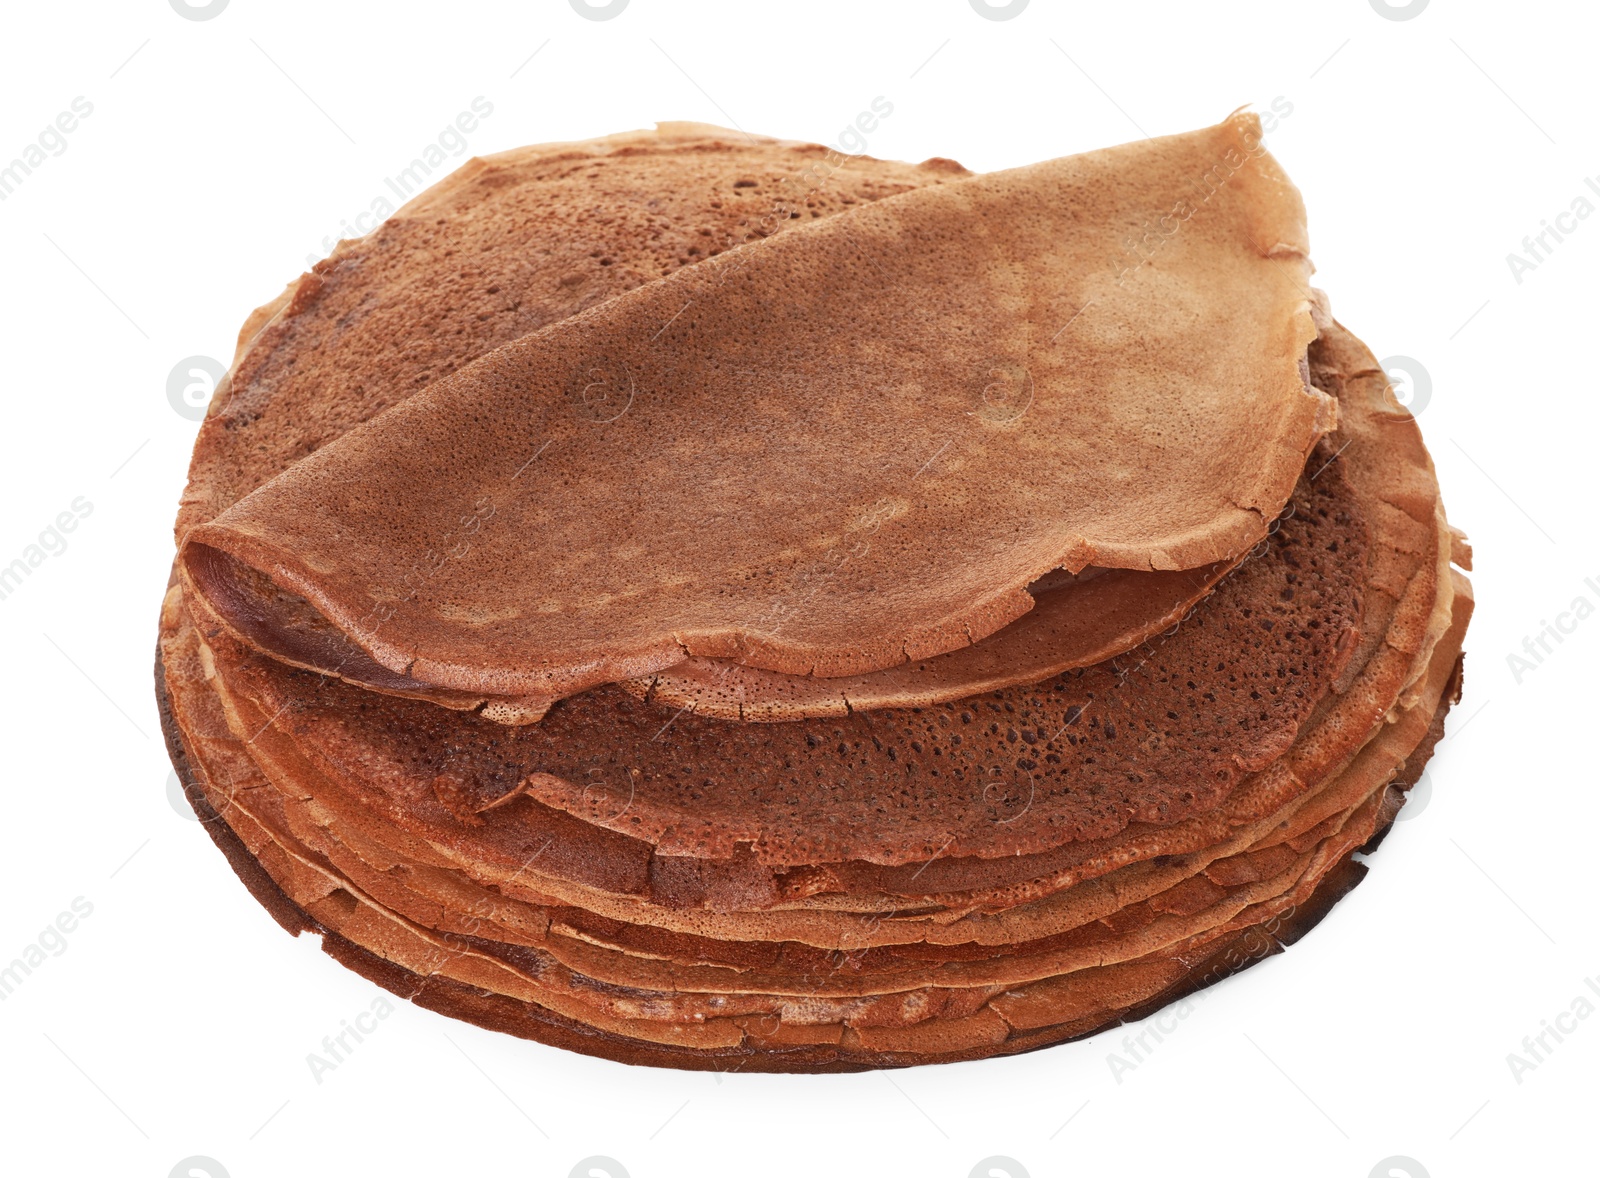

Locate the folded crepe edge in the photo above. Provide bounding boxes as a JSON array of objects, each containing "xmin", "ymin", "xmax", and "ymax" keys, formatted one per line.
[{"xmin": 175, "ymin": 112, "xmax": 1334, "ymax": 708}]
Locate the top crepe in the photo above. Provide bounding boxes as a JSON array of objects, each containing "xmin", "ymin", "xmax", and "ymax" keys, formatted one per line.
[{"xmin": 180, "ymin": 112, "xmax": 1332, "ymax": 703}]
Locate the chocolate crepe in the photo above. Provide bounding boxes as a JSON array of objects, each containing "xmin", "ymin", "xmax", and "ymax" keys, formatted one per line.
[{"xmin": 155, "ymin": 117, "xmax": 1471, "ymax": 1071}]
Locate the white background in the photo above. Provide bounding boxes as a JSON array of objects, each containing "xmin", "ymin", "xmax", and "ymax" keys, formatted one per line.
[{"xmin": 0, "ymin": 1, "xmax": 1592, "ymax": 1175}]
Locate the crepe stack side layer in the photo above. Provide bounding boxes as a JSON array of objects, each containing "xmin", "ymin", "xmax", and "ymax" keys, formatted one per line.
[{"xmin": 157, "ymin": 116, "xmax": 1471, "ymax": 1071}]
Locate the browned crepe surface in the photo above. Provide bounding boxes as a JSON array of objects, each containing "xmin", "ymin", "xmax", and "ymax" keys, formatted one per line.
[
  {"xmin": 177, "ymin": 125, "xmax": 968, "ymax": 540},
  {"xmin": 179, "ymin": 113, "xmax": 1330, "ymax": 705}
]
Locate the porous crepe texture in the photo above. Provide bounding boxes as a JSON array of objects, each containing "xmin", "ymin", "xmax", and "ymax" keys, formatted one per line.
[
  {"xmin": 177, "ymin": 125, "xmax": 959, "ymax": 537},
  {"xmin": 178, "ymin": 113, "xmax": 1331, "ymax": 707},
  {"xmin": 157, "ymin": 119, "xmax": 1471, "ymax": 1069}
]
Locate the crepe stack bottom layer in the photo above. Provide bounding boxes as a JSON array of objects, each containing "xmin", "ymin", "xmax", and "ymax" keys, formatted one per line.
[{"xmin": 157, "ymin": 123, "xmax": 1471, "ymax": 1071}]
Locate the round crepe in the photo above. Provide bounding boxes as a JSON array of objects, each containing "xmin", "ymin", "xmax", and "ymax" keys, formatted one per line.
[
  {"xmin": 178, "ymin": 113, "xmax": 1332, "ymax": 707},
  {"xmin": 155, "ymin": 121, "xmax": 1470, "ymax": 1071}
]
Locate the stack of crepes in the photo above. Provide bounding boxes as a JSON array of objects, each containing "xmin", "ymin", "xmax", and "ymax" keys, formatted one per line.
[{"xmin": 157, "ymin": 113, "xmax": 1472, "ymax": 1072}]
